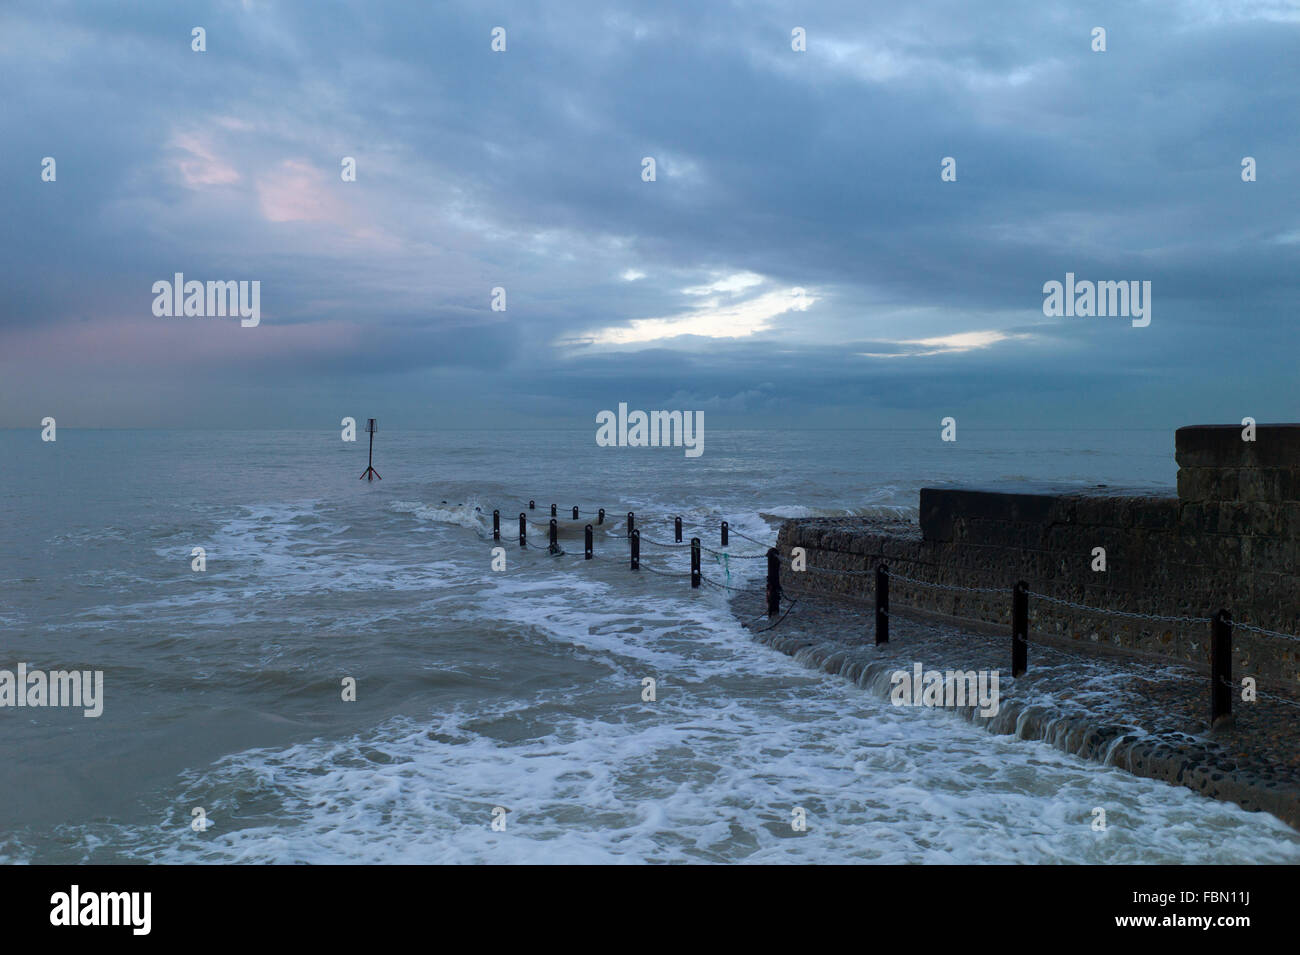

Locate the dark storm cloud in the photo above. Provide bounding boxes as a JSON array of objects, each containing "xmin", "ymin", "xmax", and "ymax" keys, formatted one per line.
[{"xmin": 1, "ymin": 0, "xmax": 1297, "ymax": 427}]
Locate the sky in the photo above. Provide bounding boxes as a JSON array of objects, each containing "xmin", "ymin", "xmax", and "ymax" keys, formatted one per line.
[{"xmin": 2, "ymin": 0, "xmax": 1298, "ymax": 429}]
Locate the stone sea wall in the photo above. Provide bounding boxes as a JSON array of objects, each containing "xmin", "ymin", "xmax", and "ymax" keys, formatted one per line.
[{"xmin": 775, "ymin": 424, "xmax": 1300, "ymax": 695}]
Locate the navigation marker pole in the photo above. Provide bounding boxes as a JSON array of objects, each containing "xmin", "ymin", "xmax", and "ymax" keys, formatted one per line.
[{"xmin": 360, "ymin": 418, "xmax": 382, "ymax": 482}]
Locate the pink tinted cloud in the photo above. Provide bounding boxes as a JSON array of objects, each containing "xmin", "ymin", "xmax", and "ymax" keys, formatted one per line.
[
  {"xmin": 0, "ymin": 317, "xmax": 361, "ymax": 372},
  {"xmin": 170, "ymin": 131, "xmax": 241, "ymax": 187},
  {"xmin": 256, "ymin": 159, "xmax": 346, "ymax": 224}
]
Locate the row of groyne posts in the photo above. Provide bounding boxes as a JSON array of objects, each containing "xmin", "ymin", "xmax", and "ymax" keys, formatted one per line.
[{"xmin": 490, "ymin": 503, "xmax": 1297, "ymax": 728}]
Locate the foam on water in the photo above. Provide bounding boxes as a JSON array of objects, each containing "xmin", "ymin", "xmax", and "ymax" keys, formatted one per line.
[
  {"xmin": 92, "ymin": 676, "xmax": 1300, "ymax": 865},
  {"xmin": 759, "ymin": 503, "xmax": 917, "ymax": 521},
  {"xmin": 30, "ymin": 499, "xmax": 1300, "ymax": 865},
  {"xmin": 390, "ymin": 499, "xmax": 489, "ymax": 531},
  {"xmin": 5, "ymin": 429, "xmax": 1292, "ymax": 864}
]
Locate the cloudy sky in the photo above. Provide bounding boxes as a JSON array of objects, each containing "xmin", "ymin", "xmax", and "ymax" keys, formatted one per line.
[{"xmin": 2, "ymin": 0, "xmax": 1298, "ymax": 429}]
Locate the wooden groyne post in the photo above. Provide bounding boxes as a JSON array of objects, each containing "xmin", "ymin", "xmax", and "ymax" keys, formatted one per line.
[
  {"xmin": 765, "ymin": 548, "xmax": 780, "ymax": 616},
  {"xmin": 1012, "ymin": 581, "xmax": 1028, "ymax": 677},
  {"xmin": 875, "ymin": 564, "xmax": 889, "ymax": 645},
  {"xmin": 1211, "ymin": 609, "xmax": 1233, "ymax": 725}
]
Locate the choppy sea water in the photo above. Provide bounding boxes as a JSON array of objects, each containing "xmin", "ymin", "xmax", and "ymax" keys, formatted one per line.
[{"xmin": 2, "ymin": 428, "xmax": 1298, "ymax": 863}]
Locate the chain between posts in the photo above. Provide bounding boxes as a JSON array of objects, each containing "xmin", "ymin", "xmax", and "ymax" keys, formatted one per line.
[
  {"xmin": 1025, "ymin": 590, "xmax": 1212, "ymax": 625},
  {"xmin": 499, "ymin": 507, "xmax": 1300, "ymax": 694},
  {"xmin": 1234, "ymin": 620, "xmax": 1300, "ymax": 643}
]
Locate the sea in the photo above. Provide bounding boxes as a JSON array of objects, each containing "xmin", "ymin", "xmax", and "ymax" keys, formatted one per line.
[{"xmin": 2, "ymin": 427, "xmax": 1298, "ymax": 863}]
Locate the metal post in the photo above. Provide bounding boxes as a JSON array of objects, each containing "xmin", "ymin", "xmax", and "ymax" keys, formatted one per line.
[
  {"xmin": 766, "ymin": 549, "xmax": 781, "ymax": 617},
  {"xmin": 1211, "ymin": 609, "xmax": 1233, "ymax": 725},
  {"xmin": 493, "ymin": 509, "xmax": 500, "ymax": 541},
  {"xmin": 721, "ymin": 521, "xmax": 729, "ymax": 547},
  {"xmin": 598, "ymin": 508, "xmax": 605, "ymax": 525},
  {"xmin": 876, "ymin": 564, "xmax": 889, "ymax": 645},
  {"xmin": 584, "ymin": 524, "xmax": 593, "ymax": 560},
  {"xmin": 529, "ymin": 500, "xmax": 535, "ymax": 510},
  {"xmin": 518, "ymin": 513, "xmax": 526, "ymax": 547},
  {"xmin": 1012, "ymin": 581, "xmax": 1028, "ymax": 677},
  {"xmin": 630, "ymin": 529, "xmax": 640, "ymax": 570},
  {"xmin": 551, "ymin": 503, "xmax": 557, "ymax": 518},
  {"xmin": 627, "ymin": 512, "xmax": 635, "ymax": 538},
  {"xmin": 359, "ymin": 418, "xmax": 381, "ymax": 481},
  {"xmin": 675, "ymin": 517, "xmax": 683, "ymax": 543},
  {"xmin": 572, "ymin": 506, "xmax": 579, "ymax": 520},
  {"xmin": 690, "ymin": 537, "xmax": 701, "ymax": 588},
  {"xmin": 549, "ymin": 518, "xmax": 559, "ymax": 554}
]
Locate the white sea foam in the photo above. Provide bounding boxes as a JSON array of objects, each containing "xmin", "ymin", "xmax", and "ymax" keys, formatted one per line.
[
  {"xmin": 390, "ymin": 499, "xmax": 489, "ymax": 532},
  {"xmin": 9, "ymin": 430, "xmax": 1290, "ymax": 865},
  {"xmin": 60, "ymin": 521, "xmax": 1300, "ymax": 865},
  {"xmin": 109, "ymin": 682, "xmax": 1300, "ymax": 865},
  {"xmin": 759, "ymin": 503, "xmax": 917, "ymax": 521}
]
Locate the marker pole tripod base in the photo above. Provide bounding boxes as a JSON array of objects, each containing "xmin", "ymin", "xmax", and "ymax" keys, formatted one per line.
[{"xmin": 360, "ymin": 418, "xmax": 381, "ymax": 480}]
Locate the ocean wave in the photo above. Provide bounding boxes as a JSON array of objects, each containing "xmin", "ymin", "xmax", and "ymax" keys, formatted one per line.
[
  {"xmin": 390, "ymin": 499, "xmax": 489, "ymax": 532},
  {"xmin": 759, "ymin": 503, "xmax": 917, "ymax": 521}
]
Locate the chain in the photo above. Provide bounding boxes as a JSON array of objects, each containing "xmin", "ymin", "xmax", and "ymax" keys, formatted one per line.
[
  {"xmin": 523, "ymin": 537, "xmax": 561, "ymax": 554},
  {"xmin": 639, "ymin": 534, "xmax": 767, "ymax": 560},
  {"xmin": 502, "ymin": 503, "xmax": 1300, "ymax": 647},
  {"xmin": 700, "ymin": 575, "xmax": 765, "ymax": 595},
  {"xmin": 639, "ymin": 534, "xmax": 687, "ymax": 548},
  {"xmin": 1216, "ymin": 676, "xmax": 1300, "ymax": 710},
  {"xmin": 1234, "ymin": 621, "xmax": 1300, "ymax": 643},
  {"xmin": 789, "ymin": 561, "xmax": 875, "ymax": 578},
  {"xmin": 793, "ymin": 563, "xmax": 977, "ymax": 592},
  {"xmin": 638, "ymin": 562, "xmax": 692, "ymax": 580},
  {"xmin": 887, "ymin": 570, "xmax": 1004, "ymax": 594},
  {"xmin": 1257, "ymin": 688, "xmax": 1300, "ymax": 709},
  {"xmin": 703, "ymin": 546, "xmax": 766, "ymax": 559},
  {"xmin": 729, "ymin": 528, "xmax": 772, "ymax": 548},
  {"xmin": 1026, "ymin": 590, "xmax": 1211, "ymax": 624},
  {"xmin": 752, "ymin": 598, "xmax": 799, "ymax": 633}
]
